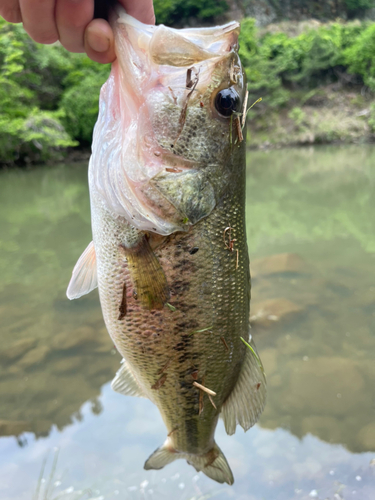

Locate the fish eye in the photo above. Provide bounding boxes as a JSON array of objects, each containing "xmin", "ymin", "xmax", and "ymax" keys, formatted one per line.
[{"xmin": 214, "ymin": 88, "xmax": 241, "ymax": 117}]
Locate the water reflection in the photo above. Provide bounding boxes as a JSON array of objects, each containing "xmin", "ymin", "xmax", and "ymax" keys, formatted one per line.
[
  {"xmin": 0, "ymin": 145, "xmax": 374, "ymax": 498},
  {"xmin": 1, "ymin": 384, "xmax": 374, "ymax": 500},
  {"xmin": 0, "ymin": 165, "xmax": 121, "ymax": 437}
]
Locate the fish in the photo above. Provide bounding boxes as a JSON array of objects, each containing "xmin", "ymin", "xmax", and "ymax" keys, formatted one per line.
[{"xmin": 67, "ymin": 7, "xmax": 266, "ymax": 486}]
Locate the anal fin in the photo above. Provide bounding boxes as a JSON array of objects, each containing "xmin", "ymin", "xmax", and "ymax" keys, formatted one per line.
[
  {"xmin": 111, "ymin": 359, "xmax": 146, "ymax": 398},
  {"xmin": 67, "ymin": 241, "xmax": 97, "ymax": 300},
  {"xmin": 122, "ymin": 235, "xmax": 169, "ymax": 310},
  {"xmin": 221, "ymin": 335, "xmax": 267, "ymax": 435}
]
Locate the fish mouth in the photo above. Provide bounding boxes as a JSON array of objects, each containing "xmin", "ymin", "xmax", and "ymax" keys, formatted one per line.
[
  {"xmin": 112, "ymin": 7, "xmax": 240, "ymax": 68},
  {"xmin": 89, "ymin": 9, "xmax": 242, "ymax": 235}
]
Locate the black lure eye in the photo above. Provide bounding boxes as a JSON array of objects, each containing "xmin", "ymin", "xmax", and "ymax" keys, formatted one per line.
[{"xmin": 215, "ymin": 88, "xmax": 241, "ymax": 117}]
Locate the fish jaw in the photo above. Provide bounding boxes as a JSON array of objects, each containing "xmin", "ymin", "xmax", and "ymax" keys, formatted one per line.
[{"xmin": 89, "ymin": 8, "xmax": 246, "ymax": 235}]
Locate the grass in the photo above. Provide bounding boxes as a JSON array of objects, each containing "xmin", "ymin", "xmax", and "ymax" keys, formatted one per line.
[{"xmin": 33, "ymin": 449, "xmax": 98, "ymax": 500}]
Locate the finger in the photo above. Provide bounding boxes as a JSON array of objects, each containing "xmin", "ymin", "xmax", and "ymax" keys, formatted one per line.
[
  {"xmin": 84, "ymin": 18, "xmax": 115, "ymax": 64},
  {"xmin": 0, "ymin": 0, "xmax": 22, "ymax": 23},
  {"xmin": 19, "ymin": 0, "xmax": 58, "ymax": 43},
  {"xmin": 118, "ymin": 0, "xmax": 155, "ymax": 25},
  {"xmin": 55, "ymin": 0, "xmax": 93, "ymax": 53}
]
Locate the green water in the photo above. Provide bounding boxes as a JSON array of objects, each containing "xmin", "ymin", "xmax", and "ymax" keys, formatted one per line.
[{"xmin": 0, "ymin": 145, "xmax": 374, "ymax": 500}]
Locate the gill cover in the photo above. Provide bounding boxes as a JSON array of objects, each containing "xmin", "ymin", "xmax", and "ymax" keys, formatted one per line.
[{"xmin": 89, "ymin": 8, "xmax": 240, "ymax": 235}]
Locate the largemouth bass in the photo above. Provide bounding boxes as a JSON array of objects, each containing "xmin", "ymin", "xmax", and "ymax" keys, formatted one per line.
[{"xmin": 67, "ymin": 8, "xmax": 266, "ymax": 485}]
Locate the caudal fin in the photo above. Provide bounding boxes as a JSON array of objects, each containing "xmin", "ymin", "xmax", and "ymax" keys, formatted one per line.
[{"xmin": 144, "ymin": 438, "xmax": 234, "ymax": 485}]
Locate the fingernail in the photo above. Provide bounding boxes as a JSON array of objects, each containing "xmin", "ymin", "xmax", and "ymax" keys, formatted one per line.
[{"xmin": 87, "ymin": 28, "xmax": 110, "ymax": 53}]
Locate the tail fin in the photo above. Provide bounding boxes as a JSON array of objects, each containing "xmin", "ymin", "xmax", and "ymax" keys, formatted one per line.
[{"xmin": 144, "ymin": 438, "xmax": 234, "ymax": 485}]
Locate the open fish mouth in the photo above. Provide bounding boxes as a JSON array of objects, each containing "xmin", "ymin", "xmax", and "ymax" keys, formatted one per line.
[{"xmin": 89, "ymin": 8, "xmax": 245, "ymax": 235}]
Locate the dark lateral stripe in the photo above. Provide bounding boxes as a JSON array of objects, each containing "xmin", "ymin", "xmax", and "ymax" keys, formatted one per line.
[
  {"xmin": 185, "ymin": 418, "xmax": 198, "ymax": 450},
  {"xmin": 118, "ymin": 281, "xmax": 127, "ymax": 320}
]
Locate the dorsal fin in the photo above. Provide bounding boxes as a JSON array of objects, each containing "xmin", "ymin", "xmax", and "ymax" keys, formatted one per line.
[
  {"xmin": 66, "ymin": 241, "xmax": 97, "ymax": 300},
  {"xmin": 111, "ymin": 359, "xmax": 146, "ymax": 398},
  {"xmin": 221, "ymin": 335, "xmax": 267, "ymax": 435}
]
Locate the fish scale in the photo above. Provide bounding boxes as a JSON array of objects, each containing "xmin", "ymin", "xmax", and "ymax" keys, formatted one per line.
[
  {"xmin": 67, "ymin": 8, "xmax": 266, "ymax": 485},
  {"xmin": 91, "ymin": 175, "xmax": 249, "ymax": 451}
]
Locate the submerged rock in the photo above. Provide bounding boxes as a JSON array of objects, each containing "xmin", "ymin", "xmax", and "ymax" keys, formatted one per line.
[
  {"xmin": 250, "ymin": 298, "xmax": 303, "ymax": 327},
  {"xmin": 52, "ymin": 356, "xmax": 83, "ymax": 373},
  {"xmin": 251, "ymin": 253, "xmax": 309, "ymax": 278},
  {"xmin": 0, "ymin": 338, "xmax": 37, "ymax": 362},
  {"xmin": 17, "ymin": 345, "xmax": 50, "ymax": 369},
  {"xmin": 51, "ymin": 325, "xmax": 96, "ymax": 351}
]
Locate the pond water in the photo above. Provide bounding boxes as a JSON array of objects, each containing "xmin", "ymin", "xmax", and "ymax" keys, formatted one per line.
[{"xmin": 0, "ymin": 145, "xmax": 374, "ymax": 500}]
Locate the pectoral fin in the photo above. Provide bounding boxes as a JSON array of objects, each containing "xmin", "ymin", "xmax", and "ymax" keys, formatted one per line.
[
  {"xmin": 221, "ymin": 336, "xmax": 267, "ymax": 435},
  {"xmin": 111, "ymin": 359, "xmax": 146, "ymax": 398},
  {"xmin": 66, "ymin": 241, "xmax": 97, "ymax": 300},
  {"xmin": 121, "ymin": 235, "xmax": 169, "ymax": 310}
]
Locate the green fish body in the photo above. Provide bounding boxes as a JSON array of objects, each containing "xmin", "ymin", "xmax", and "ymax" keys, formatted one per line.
[{"xmin": 67, "ymin": 8, "xmax": 266, "ymax": 485}]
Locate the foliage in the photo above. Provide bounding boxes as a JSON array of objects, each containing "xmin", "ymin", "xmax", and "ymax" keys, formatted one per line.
[
  {"xmin": 239, "ymin": 19, "xmax": 369, "ymax": 109},
  {"xmin": 0, "ymin": 109, "xmax": 76, "ymax": 163},
  {"xmin": 368, "ymin": 102, "xmax": 375, "ymax": 131},
  {"xmin": 0, "ymin": 17, "xmax": 108, "ymax": 164},
  {"xmin": 3, "ymin": 8, "xmax": 375, "ymax": 164},
  {"xmin": 343, "ymin": 23, "xmax": 375, "ymax": 90},
  {"xmin": 154, "ymin": 0, "xmax": 228, "ymax": 25},
  {"xmin": 345, "ymin": 0, "xmax": 375, "ymax": 15},
  {"xmin": 60, "ymin": 61, "xmax": 109, "ymax": 144}
]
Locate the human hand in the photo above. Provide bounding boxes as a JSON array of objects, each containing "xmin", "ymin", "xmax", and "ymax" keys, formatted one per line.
[{"xmin": 0, "ymin": 0, "xmax": 155, "ymax": 63}]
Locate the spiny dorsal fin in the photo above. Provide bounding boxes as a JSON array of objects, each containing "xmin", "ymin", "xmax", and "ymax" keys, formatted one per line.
[
  {"xmin": 111, "ymin": 359, "xmax": 146, "ymax": 398},
  {"xmin": 121, "ymin": 236, "xmax": 169, "ymax": 310},
  {"xmin": 221, "ymin": 336, "xmax": 267, "ymax": 435},
  {"xmin": 67, "ymin": 241, "xmax": 97, "ymax": 300}
]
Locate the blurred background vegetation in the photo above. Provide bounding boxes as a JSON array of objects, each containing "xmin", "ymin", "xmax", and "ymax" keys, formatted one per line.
[{"xmin": 1, "ymin": 0, "xmax": 375, "ymax": 164}]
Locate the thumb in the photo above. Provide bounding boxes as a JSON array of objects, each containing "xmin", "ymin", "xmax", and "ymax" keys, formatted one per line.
[{"xmin": 84, "ymin": 19, "xmax": 116, "ymax": 64}]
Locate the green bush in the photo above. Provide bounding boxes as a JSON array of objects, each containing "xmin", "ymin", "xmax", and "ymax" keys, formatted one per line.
[
  {"xmin": 0, "ymin": 17, "xmax": 109, "ymax": 163},
  {"xmin": 239, "ymin": 19, "xmax": 368, "ymax": 109},
  {"xmin": 345, "ymin": 0, "xmax": 375, "ymax": 15},
  {"xmin": 343, "ymin": 23, "xmax": 375, "ymax": 90},
  {"xmin": 154, "ymin": 0, "xmax": 228, "ymax": 25},
  {"xmin": 59, "ymin": 60, "xmax": 109, "ymax": 144},
  {"xmin": 0, "ymin": 110, "xmax": 76, "ymax": 163},
  {"xmin": 239, "ymin": 19, "xmax": 291, "ymax": 107},
  {"xmin": 2, "ymin": 8, "xmax": 375, "ymax": 165},
  {"xmin": 60, "ymin": 75, "xmax": 106, "ymax": 145}
]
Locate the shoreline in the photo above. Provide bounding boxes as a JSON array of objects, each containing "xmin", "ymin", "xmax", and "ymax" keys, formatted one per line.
[{"xmin": 247, "ymin": 84, "xmax": 375, "ymax": 150}]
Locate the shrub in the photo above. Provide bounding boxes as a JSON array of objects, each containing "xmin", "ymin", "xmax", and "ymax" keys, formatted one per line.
[
  {"xmin": 154, "ymin": 0, "xmax": 228, "ymax": 25},
  {"xmin": 343, "ymin": 23, "xmax": 375, "ymax": 90},
  {"xmin": 239, "ymin": 18, "xmax": 368, "ymax": 109},
  {"xmin": 0, "ymin": 110, "xmax": 76, "ymax": 164},
  {"xmin": 345, "ymin": 0, "xmax": 375, "ymax": 16},
  {"xmin": 0, "ymin": 18, "xmax": 109, "ymax": 163}
]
